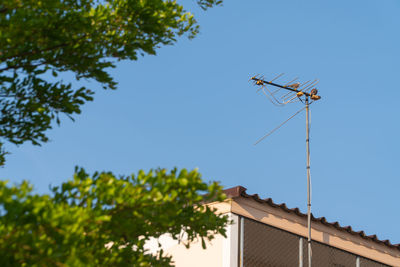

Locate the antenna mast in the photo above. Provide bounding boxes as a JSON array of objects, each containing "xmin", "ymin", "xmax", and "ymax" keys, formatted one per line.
[{"xmin": 250, "ymin": 74, "xmax": 321, "ymax": 267}]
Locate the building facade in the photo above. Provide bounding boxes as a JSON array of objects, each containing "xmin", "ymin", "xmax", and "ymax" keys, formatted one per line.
[{"xmin": 147, "ymin": 186, "xmax": 400, "ymax": 267}]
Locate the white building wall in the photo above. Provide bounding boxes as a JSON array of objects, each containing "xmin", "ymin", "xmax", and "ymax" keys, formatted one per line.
[
  {"xmin": 145, "ymin": 212, "xmax": 239, "ymax": 267},
  {"xmin": 222, "ymin": 213, "xmax": 239, "ymax": 267}
]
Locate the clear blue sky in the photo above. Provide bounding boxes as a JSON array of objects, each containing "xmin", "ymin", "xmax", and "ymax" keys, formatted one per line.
[{"xmin": 2, "ymin": 0, "xmax": 400, "ymax": 244}]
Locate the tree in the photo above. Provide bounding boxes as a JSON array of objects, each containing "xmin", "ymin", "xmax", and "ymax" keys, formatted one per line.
[
  {"xmin": 0, "ymin": 0, "xmax": 222, "ymax": 165},
  {"xmin": 0, "ymin": 167, "xmax": 228, "ymax": 266},
  {"xmin": 0, "ymin": 2, "xmax": 229, "ymax": 265}
]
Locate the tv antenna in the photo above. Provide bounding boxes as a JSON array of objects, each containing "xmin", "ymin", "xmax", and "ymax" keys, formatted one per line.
[{"xmin": 250, "ymin": 73, "xmax": 321, "ymax": 267}]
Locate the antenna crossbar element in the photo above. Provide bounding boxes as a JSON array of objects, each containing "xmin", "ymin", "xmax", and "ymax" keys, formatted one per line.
[
  {"xmin": 283, "ymin": 77, "xmax": 299, "ymax": 87},
  {"xmin": 301, "ymin": 80, "xmax": 319, "ymax": 93},
  {"xmin": 251, "ymin": 77, "xmax": 313, "ymax": 97},
  {"xmin": 251, "ymin": 75, "xmax": 321, "ymax": 106}
]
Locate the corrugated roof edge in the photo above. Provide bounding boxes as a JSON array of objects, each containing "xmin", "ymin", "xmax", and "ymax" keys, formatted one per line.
[{"xmin": 223, "ymin": 185, "xmax": 400, "ymax": 251}]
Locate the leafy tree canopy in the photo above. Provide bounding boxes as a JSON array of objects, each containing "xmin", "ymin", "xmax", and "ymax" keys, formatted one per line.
[
  {"xmin": 0, "ymin": 168, "xmax": 228, "ymax": 266},
  {"xmin": 0, "ymin": 0, "xmax": 222, "ymax": 165}
]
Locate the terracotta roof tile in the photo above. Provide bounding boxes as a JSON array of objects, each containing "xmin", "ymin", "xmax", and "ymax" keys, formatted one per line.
[{"xmin": 224, "ymin": 186, "xmax": 400, "ymax": 251}]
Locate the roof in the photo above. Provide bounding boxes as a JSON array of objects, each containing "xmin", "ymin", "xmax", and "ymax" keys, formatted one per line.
[{"xmin": 224, "ymin": 185, "xmax": 400, "ymax": 251}]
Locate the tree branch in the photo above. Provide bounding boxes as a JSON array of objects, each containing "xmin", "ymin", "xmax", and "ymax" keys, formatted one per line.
[
  {"xmin": 0, "ymin": 60, "xmax": 49, "ymax": 72},
  {"xmin": 0, "ymin": 34, "xmax": 87, "ymax": 62}
]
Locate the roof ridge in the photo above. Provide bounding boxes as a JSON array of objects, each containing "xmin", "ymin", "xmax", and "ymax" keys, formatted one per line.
[{"xmin": 223, "ymin": 186, "xmax": 400, "ymax": 251}]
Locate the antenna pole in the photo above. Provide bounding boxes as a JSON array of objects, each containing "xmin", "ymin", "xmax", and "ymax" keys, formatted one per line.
[
  {"xmin": 305, "ymin": 96, "xmax": 312, "ymax": 267},
  {"xmin": 250, "ymin": 74, "xmax": 321, "ymax": 266}
]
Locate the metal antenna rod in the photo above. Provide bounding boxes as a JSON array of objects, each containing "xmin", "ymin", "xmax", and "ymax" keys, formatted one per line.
[
  {"xmin": 254, "ymin": 106, "xmax": 306, "ymax": 145},
  {"xmin": 305, "ymin": 96, "xmax": 312, "ymax": 267}
]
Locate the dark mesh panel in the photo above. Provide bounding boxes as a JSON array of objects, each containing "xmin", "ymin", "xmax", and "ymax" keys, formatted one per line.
[
  {"xmin": 242, "ymin": 217, "xmax": 391, "ymax": 267},
  {"xmin": 360, "ymin": 257, "xmax": 390, "ymax": 267},
  {"xmin": 302, "ymin": 240, "xmax": 356, "ymax": 267},
  {"xmin": 243, "ymin": 218, "xmax": 299, "ymax": 267}
]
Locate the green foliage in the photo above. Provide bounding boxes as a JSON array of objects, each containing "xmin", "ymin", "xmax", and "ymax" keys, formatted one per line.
[
  {"xmin": 0, "ymin": 0, "xmax": 222, "ymax": 164},
  {"xmin": 0, "ymin": 168, "xmax": 228, "ymax": 266},
  {"xmin": 0, "ymin": 2, "xmax": 229, "ymax": 264}
]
